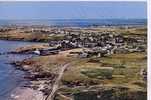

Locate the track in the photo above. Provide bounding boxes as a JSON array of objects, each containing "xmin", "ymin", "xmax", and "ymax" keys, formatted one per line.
[{"xmin": 46, "ymin": 63, "xmax": 70, "ymax": 100}]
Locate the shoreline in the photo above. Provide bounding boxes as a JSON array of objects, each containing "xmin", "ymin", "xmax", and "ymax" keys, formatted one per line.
[
  {"xmin": 0, "ymin": 38, "xmax": 48, "ymax": 43},
  {"xmin": 0, "ymin": 24, "xmax": 147, "ymax": 100},
  {"xmin": 10, "ymin": 87, "xmax": 46, "ymax": 100},
  {"xmin": 10, "ymin": 60, "xmax": 54, "ymax": 100},
  {"xmin": 8, "ymin": 46, "xmax": 79, "ymax": 100},
  {"xmin": 9, "ymin": 62, "xmax": 48, "ymax": 100},
  {"xmin": 5, "ymin": 43, "xmax": 51, "ymax": 100}
]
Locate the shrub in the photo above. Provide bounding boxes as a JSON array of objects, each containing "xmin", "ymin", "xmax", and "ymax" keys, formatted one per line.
[{"xmin": 81, "ymin": 67, "xmax": 113, "ymax": 79}]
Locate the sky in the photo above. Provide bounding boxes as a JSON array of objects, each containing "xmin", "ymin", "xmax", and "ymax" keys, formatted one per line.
[{"xmin": 0, "ymin": 2, "xmax": 147, "ymax": 20}]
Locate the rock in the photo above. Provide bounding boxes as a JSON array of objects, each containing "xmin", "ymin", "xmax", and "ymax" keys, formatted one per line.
[{"xmin": 22, "ymin": 65, "xmax": 31, "ymax": 70}]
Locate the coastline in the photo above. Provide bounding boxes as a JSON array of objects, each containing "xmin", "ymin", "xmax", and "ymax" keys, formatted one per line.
[
  {"xmin": 9, "ymin": 46, "xmax": 74, "ymax": 100},
  {"xmin": 10, "ymin": 87, "xmax": 45, "ymax": 100},
  {"xmin": 9, "ymin": 44, "xmax": 147, "ymax": 100},
  {"xmin": 9, "ymin": 45, "xmax": 49, "ymax": 100},
  {"xmin": 0, "ymin": 24, "xmax": 147, "ymax": 100}
]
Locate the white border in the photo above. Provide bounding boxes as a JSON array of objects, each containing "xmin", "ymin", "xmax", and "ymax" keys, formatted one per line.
[
  {"xmin": 147, "ymin": 0, "xmax": 150, "ymax": 99},
  {"xmin": 0, "ymin": 0, "xmax": 147, "ymax": 1}
]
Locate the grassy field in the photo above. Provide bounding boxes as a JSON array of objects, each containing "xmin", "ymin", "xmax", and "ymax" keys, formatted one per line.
[{"xmin": 61, "ymin": 52, "xmax": 147, "ymax": 93}]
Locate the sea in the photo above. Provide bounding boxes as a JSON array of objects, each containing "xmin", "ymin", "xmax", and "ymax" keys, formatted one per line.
[
  {"xmin": 0, "ymin": 40, "xmax": 41, "ymax": 100},
  {"xmin": 0, "ymin": 19, "xmax": 147, "ymax": 27}
]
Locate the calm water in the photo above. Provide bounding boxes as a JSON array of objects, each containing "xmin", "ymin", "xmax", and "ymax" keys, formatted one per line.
[
  {"xmin": 0, "ymin": 40, "xmax": 40, "ymax": 100},
  {"xmin": 0, "ymin": 19, "xmax": 147, "ymax": 27}
]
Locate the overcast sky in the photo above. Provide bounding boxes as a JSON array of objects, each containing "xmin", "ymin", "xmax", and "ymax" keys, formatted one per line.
[{"xmin": 0, "ymin": 2, "xmax": 147, "ymax": 20}]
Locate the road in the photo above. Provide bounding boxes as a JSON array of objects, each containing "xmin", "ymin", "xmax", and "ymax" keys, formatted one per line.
[{"xmin": 46, "ymin": 63, "xmax": 70, "ymax": 100}]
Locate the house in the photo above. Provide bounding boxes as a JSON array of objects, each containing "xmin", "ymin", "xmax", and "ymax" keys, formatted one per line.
[
  {"xmin": 114, "ymin": 35, "xmax": 124, "ymax": 43},
  {"xmin": 113, "ymin": 47, "xmax": 129, "ymax": 54},
  {"xmin": 140, "ymin": 68, "xmax": 147, "ymax": 81},
  {"xmin": 33, "ymin": 47, "xmax": 60, "ymax": 56},
  {"xmin": 81, "ymin": 47, "xmax": 108, "ymax": 57}
]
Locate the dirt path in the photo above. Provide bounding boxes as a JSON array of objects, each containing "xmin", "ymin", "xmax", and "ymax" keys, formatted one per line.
[{"xmin": 46, "ymin": 63, "xmax": 70, "ymax": 100}]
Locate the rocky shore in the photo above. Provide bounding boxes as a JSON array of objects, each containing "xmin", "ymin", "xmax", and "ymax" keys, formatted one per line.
[
  {"xmin": 9, "ymin": 45, "xmax": 74, "ymax": 100},
  {"xmin": 10, "ymin": 59, "xmax": 57, "ymax": 98},
  {"xmin": 10, "ymin": 87, "xmax": 45, "ymax": 100}
]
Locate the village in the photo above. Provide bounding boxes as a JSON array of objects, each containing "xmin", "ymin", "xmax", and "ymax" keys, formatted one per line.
[{"xmin": 0, "ymin": 25, "xmax": 146, "ymax": 56}]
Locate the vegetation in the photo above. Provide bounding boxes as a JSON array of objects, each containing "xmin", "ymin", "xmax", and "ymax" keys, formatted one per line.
[
  {"xmin": 81, "ymin": 67, "xmax": 113, "ymax": 79},
  {"xmin": 4, "ymin": 25, "xmax": 146, "ymax": 100}
]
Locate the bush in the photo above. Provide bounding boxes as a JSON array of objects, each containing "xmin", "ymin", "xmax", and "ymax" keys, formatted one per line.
[{"xmin": 81, "ymin": 67, "xmax": 113, "ymax": 79}]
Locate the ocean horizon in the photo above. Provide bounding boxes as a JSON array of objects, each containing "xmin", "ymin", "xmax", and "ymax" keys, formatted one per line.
[{"xmin": 0, "ymin": 19, "xmax": 147, "ymax": 27}]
